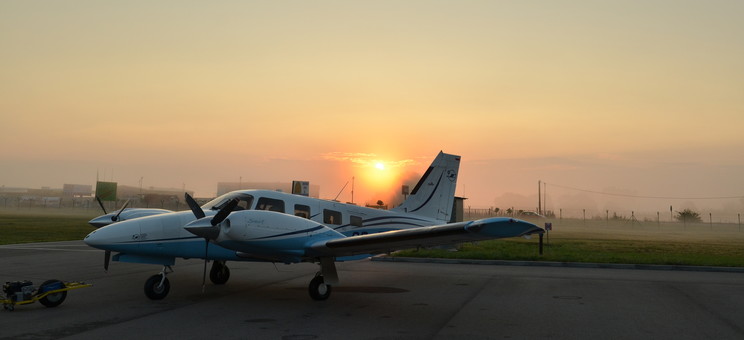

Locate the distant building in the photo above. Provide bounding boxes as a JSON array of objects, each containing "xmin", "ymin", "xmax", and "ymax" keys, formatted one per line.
[
  {"xmin": 63, "ymin": 184, "xmax": 93, "ymax": 197},
  {"xmin": 0, "ymin": 186, "xmax": 28, "ymax": 194}
]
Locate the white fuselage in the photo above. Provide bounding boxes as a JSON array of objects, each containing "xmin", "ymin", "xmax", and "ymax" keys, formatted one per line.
[{"xmin": 84, "ymin": 190, "xmax": 443, "ymax": 264}]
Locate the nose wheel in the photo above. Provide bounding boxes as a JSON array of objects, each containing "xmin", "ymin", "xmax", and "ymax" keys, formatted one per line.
[{"xmin": 144, "ymin": 266, "xmax": 172, "ymax": 300}]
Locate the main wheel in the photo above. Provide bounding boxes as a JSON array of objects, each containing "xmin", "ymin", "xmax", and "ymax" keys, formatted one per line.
[
  {"xmin": 308, "ymin": 275, "xmax": 331, "ymax": 301},
  {"xmin": 209, "ymin": 261, "xmax": 230, "ymax": 285},
  {"xmin": 38, "ymin": 280, "xmax": 67, "ymax": 308},
  {"xmin": 144, "ymin": 274, "xmax": 170, "ymax": 300}
]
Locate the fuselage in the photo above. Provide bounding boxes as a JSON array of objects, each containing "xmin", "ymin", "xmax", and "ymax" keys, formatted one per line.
[{"xmin": 84, "ymin": 190, "xmax": 443, "ymax": 264}]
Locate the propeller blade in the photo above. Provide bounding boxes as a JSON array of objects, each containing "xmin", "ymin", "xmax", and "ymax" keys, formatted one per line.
[
  {"xmin": 185, "ymin": 193, "xmax": 205, "ymax": 219},
  {"xmin": 211, "ymin": 198, "xmax": 239, "ymax": 226},
  {"xmin": 202, "ymin": 240, "xmax": 209, "ymax": 293},
  {"xmin": 112, "ymin": 199, "xmax": 130, "ymax": 221},
  {"xmin": 96, "ymin": 196, "xmax": 107, "ymax": 214},
  {"xmin": 104, "ymin": 250, "xmax": 111, "ymax": 272}
]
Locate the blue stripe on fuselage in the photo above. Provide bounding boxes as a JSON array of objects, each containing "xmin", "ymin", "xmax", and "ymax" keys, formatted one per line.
[{"xmin": 244, "ymin": 225, "xmax": 326, "ymax": 241}]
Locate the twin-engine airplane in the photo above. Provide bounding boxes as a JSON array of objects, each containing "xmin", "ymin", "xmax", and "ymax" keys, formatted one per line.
[{"xmin": 84, "ymin": 152, "xmax": 543, "ymax": 301}]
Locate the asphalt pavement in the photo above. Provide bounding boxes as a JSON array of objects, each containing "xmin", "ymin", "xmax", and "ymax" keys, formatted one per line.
[{"xmin": 2, "ymin": 241, "xmax": 744, "ymax": 339}]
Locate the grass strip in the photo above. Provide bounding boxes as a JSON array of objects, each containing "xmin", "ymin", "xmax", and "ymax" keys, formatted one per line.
[
  {"xmin": 0, "ymin": 213, "xmax": 93, "ymax": 245},
  {"xmin": 394, "ymin": 238, "xmax": 744, "ymax": 267}
]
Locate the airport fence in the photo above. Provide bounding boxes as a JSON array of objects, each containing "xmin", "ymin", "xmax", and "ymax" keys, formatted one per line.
[
  {"xmin": 1, "ymin": 197, "xmax": 742, "ymax": 233},
  {"xmin": 0, "ymin": 196, "xmax": 189, "ymax": 214}
]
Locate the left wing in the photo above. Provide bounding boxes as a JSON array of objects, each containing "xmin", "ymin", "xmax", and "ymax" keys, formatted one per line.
[{"xmin": 309, "ymin": 217, "xmax": 543, "ymax": 257}]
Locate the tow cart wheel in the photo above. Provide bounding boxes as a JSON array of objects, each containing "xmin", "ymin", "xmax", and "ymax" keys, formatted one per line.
[
  {"xmin": 209, "ymin": 262, "xmax": 230, "ymax": 285},
  {"xmin": 38, "ymin": 280, "xmax": 67, "ymax": 308},
  {"xmin": 308, "ymin": 275, "xmax": 331, "ymax": 301},
  {"xmin": 144, "ymin": 275, "xmax": 170, "ymax": 300}
]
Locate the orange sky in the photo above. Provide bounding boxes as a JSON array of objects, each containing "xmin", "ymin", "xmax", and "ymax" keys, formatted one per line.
[{"xmin": 1, "ymin": 1, "xmax": 743, "ymax": 215}]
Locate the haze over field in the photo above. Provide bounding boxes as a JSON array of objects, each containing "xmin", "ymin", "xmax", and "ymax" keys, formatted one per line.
[{"xmin": 1, "ymin": 1, "xmax": 743, "ymax": 216}]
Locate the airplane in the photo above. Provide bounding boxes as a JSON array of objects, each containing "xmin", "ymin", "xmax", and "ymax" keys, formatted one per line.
[{"xmin": 84, "ymin": 151, "xmax": 544, "ymax": 301}]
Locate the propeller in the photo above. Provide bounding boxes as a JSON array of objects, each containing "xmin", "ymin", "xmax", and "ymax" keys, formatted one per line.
[
  {"xmin": 104, "ymin": 250, "xmax": 111, "ymax": 272},
  {"xmin": 185, "ymin": 193, "xmax": 205, "ymax": 219},
  {"xmin": 95, "ymin": 196, "xmax": 115, "ymax": 272},
  {"xmin": 95, "ymin": 196, "xmax": 107, "ymax": 214},
  {"xmin": 183, "ymin": 197, "xmax": 240, "ymax": 292},
  {"xmin": 185, "ymin": 198, "xmax": 239, "ymax": 240},
  {"xmin": 112, "ymin": 199, "xmax": 130, "ymax": 222}
]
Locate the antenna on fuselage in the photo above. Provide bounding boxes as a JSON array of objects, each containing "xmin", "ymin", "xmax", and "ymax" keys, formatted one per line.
[{"xmin": 333, "ymin": 180, "xmax": 349, "ymax": 202}]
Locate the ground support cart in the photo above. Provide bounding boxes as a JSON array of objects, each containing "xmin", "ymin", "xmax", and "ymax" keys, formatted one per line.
[{"xmin": 2, "ymin": 280, "xmax": 92, "ymax": 311}]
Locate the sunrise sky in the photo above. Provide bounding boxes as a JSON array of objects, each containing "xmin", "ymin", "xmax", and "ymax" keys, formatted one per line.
[{"xmin": 2, "ymin": 1, "xmax": 743, "ymax": 216}]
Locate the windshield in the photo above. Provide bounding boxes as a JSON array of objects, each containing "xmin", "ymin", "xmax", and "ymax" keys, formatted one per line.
[{"xmin": 201, "ymin": 192, "xmax": 254, "ymax": 211}]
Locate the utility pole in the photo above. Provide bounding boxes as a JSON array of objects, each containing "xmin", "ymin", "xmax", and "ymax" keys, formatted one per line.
[
  {"xmin": 670, "ymin": 205, "xmax": 673, "ymax": 222},
  {"xmin": 538, "ymin": 180, "xmax": 542, "ymax": 215},
  {"xmin": 543, "ymin": 181, "xmax": 547, "ymax": 215},
  {"xmin": 583, "ymin": 209, "xmax": 586, "ymax": 225}
]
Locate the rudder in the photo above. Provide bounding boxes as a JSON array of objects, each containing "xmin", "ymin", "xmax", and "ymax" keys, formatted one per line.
[{"xmin": 393, "ymin": 151, "xmax": 460, "ymax": 222}]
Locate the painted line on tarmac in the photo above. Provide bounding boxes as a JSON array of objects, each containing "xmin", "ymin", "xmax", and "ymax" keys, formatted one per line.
[{"xmin": 372, "ymin": 255, "xmax": 744, "ymax": 273}]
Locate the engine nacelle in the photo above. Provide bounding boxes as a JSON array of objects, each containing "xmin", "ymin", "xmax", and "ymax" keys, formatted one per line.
[{"xmin": 210, "ymin": 210, "xmax": 344, "ymax": 254}]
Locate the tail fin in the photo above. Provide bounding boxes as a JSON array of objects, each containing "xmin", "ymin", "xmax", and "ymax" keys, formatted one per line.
[{"xmin": 393, "ymin": 151, "xmax": 460, "ymax": 222}]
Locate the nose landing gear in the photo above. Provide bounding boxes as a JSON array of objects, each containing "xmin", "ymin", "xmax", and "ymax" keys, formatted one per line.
[{"xmin": 144, "ymin": 266, "xmax": 172, "ymax": 300}]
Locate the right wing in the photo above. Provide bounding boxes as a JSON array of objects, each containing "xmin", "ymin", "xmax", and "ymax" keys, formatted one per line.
[{"xmin": 309, "ymin": 217, "xmax": 543, "ymax": 257}]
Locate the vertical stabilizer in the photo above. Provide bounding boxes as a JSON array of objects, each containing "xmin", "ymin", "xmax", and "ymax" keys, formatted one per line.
[{"xmin": 393, "ymin": 151, "xmax": 460, "ymax": 222}]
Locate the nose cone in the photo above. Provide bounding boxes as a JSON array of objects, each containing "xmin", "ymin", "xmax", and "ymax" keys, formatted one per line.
[
  {"xmin": 84, "ymin": 227, "xmax": 110, "ymax": 248},
  {"xmin": 84, "ymin": 229, "xmax": 104, "ymax": 248},
  {"xmin": 184, "ymin": 217, "xmax": 221, "ymax": 240},
  {"xmin": 84, "ymin": 220, "xmax": 138, "ymax": 249},
  {"xmin": 88, "ymin": 214, "xmax": 116, "ymax": 228}
]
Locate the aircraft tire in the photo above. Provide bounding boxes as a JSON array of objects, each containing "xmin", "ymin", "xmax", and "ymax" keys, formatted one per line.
[
  {"xmin": 308, "ymin": 275, "xmax": 331, "ymax": 301},
  {"xmin": 144, "ymin": 275, "xmax": 170, "ymax": 300},
  {"xmin": 209, "ymin": 261, "xmax": 230, "ymax": 285},
  {"xmin": 38, "ymin": 280, "xmax": 67, "ymax": 307}
]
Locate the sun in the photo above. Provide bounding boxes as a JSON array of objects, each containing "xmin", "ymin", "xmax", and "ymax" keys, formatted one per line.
[{"xmin": 375, "ymin": 162, "xmax": 385, "ymax": 170}]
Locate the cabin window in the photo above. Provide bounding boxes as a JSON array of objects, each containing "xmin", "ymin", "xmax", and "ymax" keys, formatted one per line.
[
  {"xmin": 255, "ymin": 197, "xmax": 285, "ymax": 213},
  {"xmin": 295, "ymin": 204, "xmax": 311, "ymax": 219},
  {"xmin": 350, "ymin": 215, "xmax": 363, "ymax": 228},
  {"xmin": 323, "ymin": 209, "xmax": 342, "ymax": 225}
]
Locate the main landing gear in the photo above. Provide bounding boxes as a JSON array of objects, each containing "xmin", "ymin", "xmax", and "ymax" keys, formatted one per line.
[
  {"xmin": 209, "ymin": 261, "xmax": 230, "ymax": 285},
  {"xmin": 308, "ymin": 258, "xmax": 337, "ymax": 301},
  {"xmin": 143, "ymin": 262, "xmax": 232, "ymax": 300}
]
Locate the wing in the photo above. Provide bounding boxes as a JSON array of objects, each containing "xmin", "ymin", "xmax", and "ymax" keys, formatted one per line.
[{"xmin": 309, "ymin": 217, "xmax": 543, "ymax": 257}]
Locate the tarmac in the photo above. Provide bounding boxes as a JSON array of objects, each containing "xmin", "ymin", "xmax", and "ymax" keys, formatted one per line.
[{"xmin": 2, "ymin": 241, "xmax": 744, "ymax": 339}]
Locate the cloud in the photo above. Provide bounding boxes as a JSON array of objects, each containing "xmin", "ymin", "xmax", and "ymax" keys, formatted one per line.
[{"xmin": 322, "ymin": 152, "xmax": 414, "ymax": 169}]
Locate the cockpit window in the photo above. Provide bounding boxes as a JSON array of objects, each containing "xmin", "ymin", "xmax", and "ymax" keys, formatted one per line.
[{"xmin": 202, "ymin": 193, "xmax": 254, "ymax": 211}]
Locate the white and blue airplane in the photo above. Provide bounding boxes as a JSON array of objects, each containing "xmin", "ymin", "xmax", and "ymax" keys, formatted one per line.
[{"xmin": 84, "ymin": 152, "xmax": 544, "ymax": 301}]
